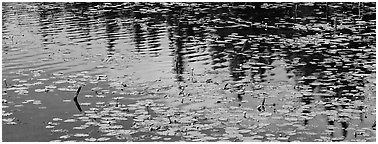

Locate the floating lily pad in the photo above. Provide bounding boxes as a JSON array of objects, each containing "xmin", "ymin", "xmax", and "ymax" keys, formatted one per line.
[
  {"xmin": 45, "ymin": 125, "xmax": 55, "ymax": 129},
  {"xmin": 59, "ymin": 135, "xmax": 70, "ymax": 139},
  {"xmin": 35, "ymin": 89, "xmax": 47, "ymax": 93},
  {"xmin": 73, "ymin": 133, "xmax": 89, "ymax": 137},
  {"xmin": 63, "ymin": 119, "xmax": 77, "ymax": 123},
  {"xmin": 85, "ymin": 137, "xmax": 97, "ymax": 142},
  {"xmin": 97, "ymin": 137, "xmax": 111, "ymax": 141}
]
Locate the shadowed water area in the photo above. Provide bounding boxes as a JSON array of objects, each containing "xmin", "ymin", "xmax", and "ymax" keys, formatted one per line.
[{"xmin": 2, "ymin": 2, "xmax": 376, "ymax": 142}]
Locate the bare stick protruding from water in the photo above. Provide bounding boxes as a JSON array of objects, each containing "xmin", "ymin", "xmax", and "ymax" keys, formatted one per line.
[
  {"xmin": 257, "ymin": 98, "xmax": 266, "ymax": 112},
  {"xmin": 191, "ymin": 68, "xmax": 194, "ymax": 82},
  {"xmin": 3, "ymin": 79, "xmax": 8, "ymax": 88},
  {"xmin": 73, "ymin": 85, "xmax": 83, "ymax": 112},
  {"xmin": 116, "ymin": 97, "xmax": 119, "ymax": 107},
  {"xmin": 373, "ymin": 120, "xmax": 376, "ymax": 130},
  {"xmin": 167, "ymin": 114, "xmax": 172, "ymax": 124}
]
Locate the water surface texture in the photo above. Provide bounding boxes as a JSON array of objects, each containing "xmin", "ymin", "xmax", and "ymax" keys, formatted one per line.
[{"xmin": 2, "ymin": 2, "xmax": 376, "ymax": 142}]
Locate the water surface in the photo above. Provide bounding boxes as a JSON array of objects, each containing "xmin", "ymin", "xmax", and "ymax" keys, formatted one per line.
[{"xmin": 2, "ymin": 2, "xmax": 376, "ymax": 142}]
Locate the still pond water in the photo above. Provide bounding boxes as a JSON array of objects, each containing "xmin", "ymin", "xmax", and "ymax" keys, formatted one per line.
[{"xmin": 2, "ymin": 2, "xmax": 376, "ymax": 142}]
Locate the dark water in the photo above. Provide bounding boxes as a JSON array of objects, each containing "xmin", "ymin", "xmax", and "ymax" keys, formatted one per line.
[{"xmin": 2, "ymin": 2, "xmax": 376, "ymax": 142}]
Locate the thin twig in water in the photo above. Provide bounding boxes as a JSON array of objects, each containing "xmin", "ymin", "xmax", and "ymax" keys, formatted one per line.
[
  {"xmin": 167, "ymin": 114, "xmax": 172, "ymax": 124},
  {"xmin": 73, "ymin": 85, "xmax": 83, "ymax": 112},
  {"xmin": 257, "ymin": 97, "xmax": 266, "ymax": 112},
  {"xmin": 372, "ymin": 120, "xmax": 376, "ymax": 130},
  {"xmin": 3, "ymin": 79, "xmax": 8, "ymax": 88},
  {"xmin": 262, "ymin": 97, "xmax": 266, "ymax": 105},
  {"xmin": 116, "ymin": 97, "xmax": 119, "ymax": 107},
  {"xmin": 191, "ymin": 68, "xmax": 194, "ymax": 82}
]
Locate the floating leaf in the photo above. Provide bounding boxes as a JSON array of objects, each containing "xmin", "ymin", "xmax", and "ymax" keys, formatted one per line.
[
  {"xmin": 63, "ymin": 119, "xmax": 76, "ymax": 123},
  {"xmin": 97, "ymin": 137, "xmax": 111, "ymax": 141},
  {"xmin": 73, "ymin": 126, "xmax": 87, "ymax": 130},
  {"xmin": 163, "ymin": 137, "xmax": 172, "ymax": 141},
  {"xmin": 35, "ymin": 89, "xmax": 47, "ymax": 93},
  {"xmin": 96, "ymin": 95, "xmax": 106, "ymax": 98},
  {"xmin": 96, "ymin": 102, "xmax": 105, "ymax": 105},
  {"xmin": 80, "ymin": 102, "xmax": 91, "ymax": 106},
  {"xmin": 151, "ymin": 136, "xmax": 161, "ymax": 140},
  {"xmin": 45, "ymin": 125, "xmax": 55, "ymax": 129},
  {"xmin": 59, "ymin": 135, "xmax": 70, "ymax": 139},
  {"xmin": 276, "ymin": 109, "xmax": 289, "ymax": 114},
  {"xmin": 52, "ymin": 118, "xmax": 63, "ymax": 121},
  {"xmin": 45, "ymin": 85, "xmax": 57, "ymax": 89},
  {"xmin": 85, "ymin": 138, "xmax": 97, "ymax": 142},
  {"xmin": 84, "ymin": 95, "xmax": 94, "ymax": 98},
  {"xmin": 277, "ymin": 136, "xmax": 290, "ymax": 141},
  {"xmin": 284, "ymin": 117, "xmax": 298, "ymax": 122},
  {"xmin": 265, "ymin": 133, "xmax": 275, "ymax": 137},
  {"xmin": 62, "ymin": 99, "xmax": 71, "ymax": 102},
  {"xmin": 51, "ymin": 129, "xmax": 68, "ymax": 133},
  {"xmin": 73, "ymin": 133, "xmax": 89, "ymax": 137},
  {"xmin": 32, "ymin": 100, "xmax": 42, "ymax": 105}
]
